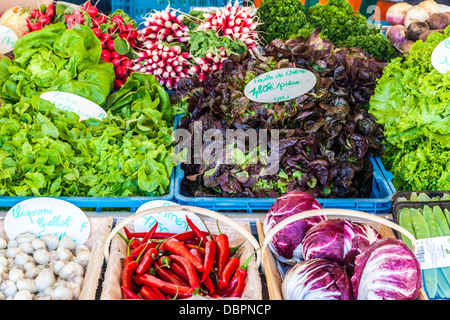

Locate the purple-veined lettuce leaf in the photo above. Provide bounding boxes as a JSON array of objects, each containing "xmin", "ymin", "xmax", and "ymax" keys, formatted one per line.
[
  {"xmin": 282, "ymin": 258, "xmax": 353, "ymax": 300},
  {"xmin": 351, "ymin": 238, "xmax": 422, "ymax": 300},
  {"xmin": 263, "ymin": 191, "xmax": 324, "ymax": 264}
]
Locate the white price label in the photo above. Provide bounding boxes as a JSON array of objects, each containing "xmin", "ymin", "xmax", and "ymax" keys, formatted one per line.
[
  {"xmin": 4, "ymin": 198, "xmax": 91, "ymax": 244},
  {"xmin": 244, "ymin": 68, "xmax": 317, "ymax": 103},
  {"xmin": 0, "ymin": 25, "xmax": 18, "ymax": 54},
  {"xmin": 431, "ymin": 37, "xmax": 450, "ymax": 75},
  {"xmin": 134, "ymin": 200, "xmax": 206, "ymax": 234},
  {"xmin": 40, "ymin": 91, "xmax": 107, "ymax": 121},
  {"xmin": 416, "ymin": 236, "xmax": 450, "ymax": 270}
]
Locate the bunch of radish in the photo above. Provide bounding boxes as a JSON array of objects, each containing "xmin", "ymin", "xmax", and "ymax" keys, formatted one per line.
[
  {"xmin": 25, "ymin": 3, "xmax": 55, "ymax": 34},
  {"xmin": 133, "ymin": 43, "xmax": 190, "ymax": 90},
  {"xmin": 138, "ymin": 6, "xmax": 190, "ymax": 45},
  {"xmin": 195, "ymin": 1, "xmax": 261, "ymax": 56},
  {"xmin": 189, "ymin": 48, "xmax": 228, "ymax": 82}
]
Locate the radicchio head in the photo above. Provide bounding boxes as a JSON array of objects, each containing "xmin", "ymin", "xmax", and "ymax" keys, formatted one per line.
[
  {"xmin": 282, "ymin": 258, "xmax": 353, "ymax": 300},
  {"xmin": 263, "ymin": 191, "xmax": 324, "ymax": 265}
]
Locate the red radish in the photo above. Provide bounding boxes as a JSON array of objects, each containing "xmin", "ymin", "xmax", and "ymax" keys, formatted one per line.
[
  {"xmin": 111, "ymin": 58, "xmax": 121, "ymax": 68},
  {"xmin": 87, "ymin": 5, "xmax": 99, "ymax": 18},
  {"xmin": 101, "ymin": 33, "xmax": 111, "ymax": 41},
  {"xmin": 112, "ymin": 15, "xmax": 124, "ymax": 25},
  {"xmin": 115, "ymin": 66, "xmax": 127, "ymax": 78},
  {"xmin": 92, "ymin": 27, "xmax": 102, "ymax": 38},
  {"xmin": 114, "ymin": 79, "xmax": 123, "ymax": 90},
  {"xmin": 38, "ymin": 15, "xmax": 51, "ymax": 25},
  {"xmin": 30, "ymin": 22, "xmax": 43, "ymax": 31},
  {"xmin": 111, "ymin": 51, "xmax": 122, "ymax": 60},
  {"xmin": 121, "ymin": 59, "xmax": 133, "ymax": 68},
  {"xmin": 105, "ymin": 39, "xmax": 115, "ymax": 51},
  {"xmin": 101, "ymin": 49, "xmax": 111, "ymax": 61}
]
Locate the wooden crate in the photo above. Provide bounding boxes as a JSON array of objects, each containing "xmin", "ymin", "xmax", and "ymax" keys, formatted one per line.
[{"xmin": 256, "ymin": 210, "xmax": 428, "ymax": 300}]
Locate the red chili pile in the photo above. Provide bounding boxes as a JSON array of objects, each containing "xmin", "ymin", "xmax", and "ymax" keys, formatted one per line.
[{"xmin": 118, "ymin": 217, "xmax": 254, "ymax": 300}]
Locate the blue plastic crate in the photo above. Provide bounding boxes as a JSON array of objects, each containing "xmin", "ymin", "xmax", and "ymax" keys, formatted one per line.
[
  {"xmin": 0, "ymin": 168, "xmax": 175, "ymax": 213},
  {"xmin": 174, "ymin": 157, "xmax": 396, "ymax": 214},
  {"xmin": 112, "ymin": 0, "xmax": 226, "ymax": 24}
]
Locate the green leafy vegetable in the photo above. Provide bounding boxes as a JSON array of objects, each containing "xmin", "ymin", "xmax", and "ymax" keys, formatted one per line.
[
  {"xmin": 369, "ymin": 26, "xmax": 450, "ymax": 191},
  {"xmin": 0, "ymin": 72, "xmax": 174, "ymax": 197},
  {"xmin": 0, "ymin": 22, "xmax": 114, "ymax": 106},
  {"xmin": 256, "ymin": 0, "xmax": 310, "ymax": 44}
]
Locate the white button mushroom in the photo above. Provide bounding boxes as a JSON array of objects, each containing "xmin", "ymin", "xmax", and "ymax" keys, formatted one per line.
[
  {"xmin": 33, "ymin": 249, "xmax": 51, "ymax": 265},
  {"xmin": 40, "ymin": 234, "xmax": 59, "ymax": 251},
  {"xmin": 57, "ymin": 236, "xmax": 76, "ymax": 251},
  {"xmin": 50, "ymin": 286, "xmax": 73, "ymax": 300},
  {"xmin": 13, "ymin": 289, "xmax": 33, "ymax": 300}
]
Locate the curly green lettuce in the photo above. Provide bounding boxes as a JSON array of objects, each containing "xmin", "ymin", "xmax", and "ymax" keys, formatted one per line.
[
  {"xmin": 256, "ymin": 0, "xmax": 310, "ymax": 44},
  {"xmin": 306, "ymin": 0, "xmax": 398, "ymax": 62},
  {"xmin": 369, "ymin": 26, "xmax": 450, "ymax": 191}
]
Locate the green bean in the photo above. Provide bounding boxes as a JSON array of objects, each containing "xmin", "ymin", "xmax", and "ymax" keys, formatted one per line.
[
  {"xmin": 411, "ymin": 208, "xmax": 430, "ymax": 239},
  {"xmin": 433, "ymin": 206, "xmax": 450, "ymax": 236},
  {"xmin": 398, "ymin": 207, "xmax": 414, "ymax": 250},
  {"xmin": 411, "ymin": 207, "xmax": 436, "ymax": 299},
  {"xmin": 423, "ymin": 205, "xmax": 440, "ymax": 238}
]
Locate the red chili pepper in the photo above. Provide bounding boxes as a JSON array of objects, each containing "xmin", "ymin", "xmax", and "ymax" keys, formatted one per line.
[
  {"xmin": 153, "ymin": 261, "xmax": 189, "ymax": 287},
  {"xmin": 215, "ymin": 233, "xmax": 229, "ymax": 277},
  {"xmin": 170, "ymin": 261, "xmax": 189, "ymax": 280},
  {"xmin": 121, "ymin": 260, "xmax": 138, "ymax": 289},
  {"xmin": 124, "ymin": 227, "xmax": 141, "ymax": 250},
  {"xmin": 140, "ymin": 285, "xmax": 161, "ymax": 300},
  {"xmin": 227, "ymin": 252, "xmax": 255, "ymax": 298},
  {"xmin": 134, "ymin": 273, "xmax": 195, "ymax": 299},
  {"xmin": 130, "ymin": 240, "xmax": 157, "ymax": 259},
  {"xmin": 136, "ymin": 247, "xmax": 158, "ymax": 275},
  {"xmin": 186, "ymin": 216, "xmax": 208, "ymax": 245},
  {"xmin": 202, "ymin": 274, "xmax": 215, "ymax": 295},
  {"xmin": 121, "ymin": 285, "xmax": 141, "ymax": 300},
  {"xmin": 164, "ymin": 238, "xmax": 204, "ymax": 273},
  {"xmin": 151, "ymin": 286, "xmax": 168, "ymax": 300},
  {"xmin": 200, "ymin": 240, "xmax": 216, "ymax": 283},
  {"xmin": 169, "ymin": 254, "xmax": 200, "ymax": 289},
  {"xmin": 218, "ymin": 257, "xmax": 240, "ymax": 290},
  {"xmin": 128, "ymin": 231, "xmax": 177, "ymax": 239},
  {"xmin": 159, "ymin": 231, "xmax": 209, "ymax": 251},
  {"xmin": 142, "ymin": 222, "xmax": 158, "ymax": 243},
  {"xmin": 190, "ymin": 248, "xmax": 203, "ymax": 264}
]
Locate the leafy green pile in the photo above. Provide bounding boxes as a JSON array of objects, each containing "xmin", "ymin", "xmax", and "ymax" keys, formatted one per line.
[
  {"xmin": 0, "ymin": 22, "xmax": 114, "ymax": 106},
  {"xmin": 256, "ymin": 0, "xmax": 310, "ymax": 44},
  {"xmin": 369, "ymin": 26, "xmax": 450, "ymax": 191},
  {"xmin": 306, "ymin": 0, "xmax": 397, "ymax": 62},
  {"xmin": 0, "ymin": 23, "xmax": 174, "ymax": 197},
  {"xmin": 257, "ymin": 0, "xmax": 397, "ymax": 62},
  {"xmin": 188, "ymin": 29, "xmax": 248, "ymax": 59}
]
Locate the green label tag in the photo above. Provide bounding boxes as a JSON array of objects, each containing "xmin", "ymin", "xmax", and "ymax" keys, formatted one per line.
[{"xmin": 244, "ymin": 68, "xmax": 316, "ymax": 103}]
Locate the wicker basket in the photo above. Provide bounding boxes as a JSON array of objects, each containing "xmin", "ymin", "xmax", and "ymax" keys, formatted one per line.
[
  {"xmin": 100, "ymin": 205, "xmax": 262, "ymax": 300},
  {"xmin": 0, "ymin": 216, "xmax": 113, "ymax": 300},
  {"xmin": 256, "ymin": 208, "xmax": 428, "ymax": 300}
]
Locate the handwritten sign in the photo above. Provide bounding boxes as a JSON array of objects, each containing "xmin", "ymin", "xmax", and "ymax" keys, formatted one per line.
[
  {"xmin": 133, "ymin": 200, "xmax": 207, "ymax": 234},
  {"xmin": 4, "ymin": 198, "xmax": 91, "ymax": 244},
  {"xmin": 431, "ymin": 37, "xmax": 450, "ymax": 74},
  {"xmin": 244, "ymin": 68, "xmax": 316, "ymax": 103},
  {"xmin": 40, "ymin": 91, "xmax": 107, "ymax": 121},
  {"xmin": 0, "ymin": 25, "xmax": 18, "ymax": 54}
]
